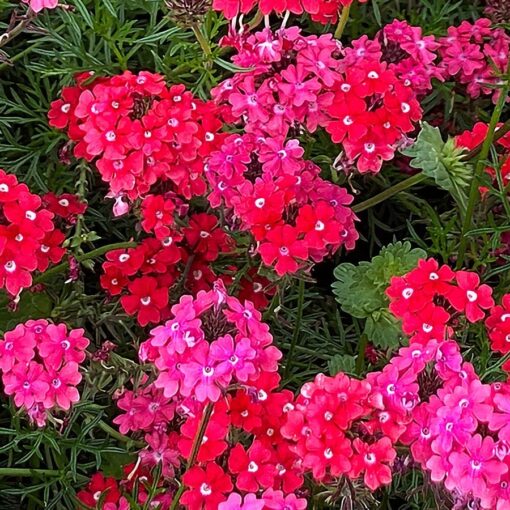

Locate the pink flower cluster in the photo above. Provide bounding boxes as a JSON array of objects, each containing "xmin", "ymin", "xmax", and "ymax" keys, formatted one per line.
[
  {"xmin": 212, "ymin": 0, "xmax": 366, "ymax": 25},
  {"xmin": 48, "ymin": 71, "xmax": 227, "ymax": 207},
  {"xmin": 0, "ymin": 320, "xmax": 89, "ymax": 426},
  {"xmin": 350, "ymin": 19, "xmax": 443, "ymax": 94},
  {"xmin": 386, "ymin": 259, "xmax": 510, "ymax": 509},
  {"xmin": 103, "ymin": 283, "xmax": 309, "ymax": 508},
  {"xmin": 278, "ymin": 259, "xmax": 510, "ymax": 507},
  {"xmin": 0, "ymin": 169, "xmax": 65, "ymax": 297},
  {"xmin": 213, "ymin": 26, "xmax": 423, "ymax": 174},
  {"xmin": 438, "ymin": 18, "xmax": 510, "ymax": 102},
  {"xmin": 206, "ymin": 132, "xmax": 358, "ymax": 276},
  {"xmin": 138, "ymin": 280, "xmax": 282, "ymax": 403}
]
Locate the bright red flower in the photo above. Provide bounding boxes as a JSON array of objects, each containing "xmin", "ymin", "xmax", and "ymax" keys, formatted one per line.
[
  {"xmin": 181, "ymin": 462, "xmax": 233, "ymax": 510},
  {"xmin": 120, "ymin": 276, "xmax": 169, "ymax": 326},
  {"xmin": 350, "ymin": 437, "xmax": 396, "ymax": 491}
]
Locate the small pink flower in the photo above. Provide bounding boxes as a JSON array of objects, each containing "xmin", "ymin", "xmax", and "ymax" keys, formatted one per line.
[{"xmin": 3, "ymin": 362, "xmax": 49, "ymax": 409}]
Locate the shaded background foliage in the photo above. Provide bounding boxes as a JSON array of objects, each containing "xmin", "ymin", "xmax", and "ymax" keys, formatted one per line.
[{"xmin": 0, "ymin": 0, "xmax": 509, "ymax": 508}]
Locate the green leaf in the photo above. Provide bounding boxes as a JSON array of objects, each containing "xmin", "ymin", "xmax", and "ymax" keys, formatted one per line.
[
  {"xmin": 364, "ymin": 311, "xmax": 403, "ymax": 349},
  {"xmin": 0, "ymin": 292, "xmax": 52, "ymax": 333},
  {"xmin": 402, "ymin": 122, "xmax": 472, "ymax": 213},
  {"xmin": 332, "ymin": 242, "xmax": 425, "ymax": 348},
  {"xmin": 328, "ymin": 354, "xmax": 356, "ymax": 375}
]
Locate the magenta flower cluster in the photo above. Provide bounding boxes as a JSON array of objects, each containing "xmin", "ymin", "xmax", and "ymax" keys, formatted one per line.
[{"xmin": 0, "ymin": 320, "xmax": 89, "ymax": 426}]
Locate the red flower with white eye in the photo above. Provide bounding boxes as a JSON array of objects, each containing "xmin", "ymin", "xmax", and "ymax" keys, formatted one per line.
[
  {"xmin": 228, "ymin": 441, "xmax": 276, "ymax": 492},
  {"xmin": 184, "ymin": 213, "xmax": 233, "ymax": 262},
  {"xmin": 36, "ymin": 229, "xmax": 66, "ymax": 272},
  {"xmin": 43, "ymin": 192, "xmax": 87, "ymax": 221},
  {"xmin": 347, "ymin": 61, "xmax": 396, "ymax": 97},
  {"xmin": 326, "ymin": 95, "xmax": 367, "ymax": 143},
  {"xmin": 3, "ymin": 191, "xmax": 55, "ymax": 240},
  {"xmin": 82, "ymin": 116, "xmax": 133, "ymax": 160},
  {"xmin": 343, "ymin": 130, "xmax": 395, "ymax": 174},
  {"xmin": 0, "ymin": 169, "xmax": 27, "ymax": 203},
  {"xmin": 120, "ymin": 276, "xmax": 169, "ymax": 326},
  {"xmin": 105, "ymin": 247, "xmax": 145, "ymax": 276},
  {"xmin": 48, "ymin": 86, "xmax": 81, "ymax": 129},
  {"xmin": 181, "ymin": 462, "xmax": 233, "ymax": 510},
  {"xmin": 406, "ymin": 258, "xmax": 455, "ymax": 294},
  {"xmin": 0, "ymin": 247, "xmax": 37, "ymax": 296},
  {"xmin": 100, "ymin": 263, "xmax": 129, "ymax": 295},
  {"xmin": 235, "ymin": 180, "xmax": 285, "ymax": 234},
  {"xmin": 295, "ymin": 201, "xmax": 341, "ymax": 250},
  {"xmin": 350, "ymin": 437, "xmax": 396, "ymax": 491},
  {"xmin": 77, "ymin": 473, "xmax": 121, "ymax": 507},
  {"xmin": 446, "ymin": 270, "xmax": 494, "ymax": 322},
  {"xmin": 258, "ymin": 225, "xmax": 308, "ymax": 276},
  {"xmin": 301, "ymin": 432, "xmax": 353, "ymax": 480},
  {"xmin": 486, "ymin": 294, "xmax": 510, "ymax": 354},
  {"xmin": 141, "ymin": 194, "xmax": 176, "ymax": 238}
]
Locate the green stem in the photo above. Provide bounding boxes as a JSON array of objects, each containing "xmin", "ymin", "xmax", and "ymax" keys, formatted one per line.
[
  {"xmin": 284, "ymin": 279, "xmax": 305, "ymax": 379},
  {"xmin": 334, "ymin": 5, "xmax": 351, "ymax": 39},
  {"xmin": 0, "ymin": 9, "xmax": 36, "ymax": 50},
  {"xmin": 169, "ymin": 403, "xmax": 214, "ymax": 510},
  {"xmin": 0, "ymin": 467, "xmax": 61, "ymax": 477},
  {"xmin": 191, "ymin": 22, "xmax": 212, "ymax": 60},
  {"xmin": 34, "ymin": 241, "xmax": 137, "ymax": 284},
  {"xmin": 456, "ymin": 71, "xmax": 510, "ymax": 269},
  {"xmin": 97, "ymin": 420, "xmax": 145, "ymax": 448},
  {"xmin": 355, "ymin": 334, "xmax": 368, "ymax": 375},
  {"xmin": 247, "ymin": 10, "xmax": 263, "ymax": 30},
  {"xmin": 352, "ymin": 172, "xmax": 428, "ymax": 213}
]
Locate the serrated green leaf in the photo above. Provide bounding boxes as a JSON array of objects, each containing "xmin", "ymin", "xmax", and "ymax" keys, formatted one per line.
[{"xmin": 328, "ymin": 354, "xmax": 356, "ymax": 375}]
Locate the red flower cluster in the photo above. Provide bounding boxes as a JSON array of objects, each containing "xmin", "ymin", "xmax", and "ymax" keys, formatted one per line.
[
  {"xmin": 48, "ymin": 71, "xmax": 227, "ymax": 206},
  {"xmin": 0, "ymin": 169, "xmax": 66, "ymax": 297},
  {"xmin": 213, "ymin": 26, "xmax": 423, "ymax": 175},
  {"xmin": 206, "ymin": 133, "xmax": 358, "ymax": 275},
  {"xmin": 77, "ymin": 468, "xmax": 173, "ymax": 509},
  {"xmin": 100, "ymin": 212, "xmax": 276, "ymax": 325},
  {"xmin": 282, "ymin": 372, "xmax": 397, "ymax": 490},
  {"xmin": 0, "ymin": 320, "xmax": 89, "ymax": 426},
  {"xmin": 455, "ymin": 122, "xmax": 510, "ymax": 194},
  {"xmin": 212, "ymin": 0, "xmax": 366, "ymax": 25}
]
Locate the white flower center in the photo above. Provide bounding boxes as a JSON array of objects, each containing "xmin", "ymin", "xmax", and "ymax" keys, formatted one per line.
[{"xmin": 466, "ymin": 290, "xmax": 478, "ymax": 302}]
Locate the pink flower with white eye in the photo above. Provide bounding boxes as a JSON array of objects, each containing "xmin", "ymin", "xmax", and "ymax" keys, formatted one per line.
[
  {"xmin": 38, "ymin": 324, "xmax": 89, "ymax": 369},
  {"xmin": 43, "ymin": 362, "xmax": 82, "ymax": 410},
  {"xmin": 3, "ymin": 362, "xmax": 49, "ymax": 409},
  {"xmin": 149, "ymin": 297, "xmax": 203, "ymax": 353},
  {"xmin": 443, "ymin": 379, "xmax": 493, "ymax": 423},
  {"xmin": 0, "ymin": 324, "xmax": 36, "ymax": 372},
  {"xmin": 210, "ymin": 334, "xmax": 256, "ymax": 382},
  {"xmin": 446, "ymin": 270, "xmax": 494, "ymax": 322},
  {"xmin": 153, "ymin": 349, "xmax": 187, "ymax": 399},
  {"xmin": 258, "ymin": 137, "xmax": 304, "ymax": 176},
  {"xmin": 180, "ymin": 342, "xmax": 232, "ymax": 402},
  {"xmin": 139, "ymin": 431, "xmax": 180, "ymax": 478},
  {"xmin": 430, "ymin": 405, "xmax": 476, "ymax": 454},
  {"xmin": 449, "ymin": 435, "xmax": 508, "ymax": 499},
  {"xmin": 224, "ymin": 298, "xmax": 269, "ymax": 339}
]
